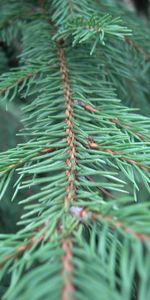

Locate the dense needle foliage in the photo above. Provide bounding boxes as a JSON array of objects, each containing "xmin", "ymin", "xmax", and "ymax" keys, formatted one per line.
[{"xmin": 0, "ymin": 0, "xmax": 150, "ymax": 299}]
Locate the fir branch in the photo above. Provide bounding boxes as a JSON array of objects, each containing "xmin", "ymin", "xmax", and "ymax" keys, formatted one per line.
[
  {"xmin": 62, "ymin": 240, "xmax": 75, "ymax": 300},
  {"xmin": 55, "ymin": 14, "xmax": 132, "ymax": 54},
  {"xmin": 0, "ymin": 1, "xmax": 150, "ymax": 299},
  {"xmin": 125, "ymin": 36, "xmax": 150, "ymax": 61},
  {"xmin": 0, "ymin": 146, "xmax": 55, "ymax": 175},
  {"xmin": 52, "ymin": 14, "xmax": 76, "ymax": 298},
  {"xmin": 0, "ymin": 230, "xmax": 45, "ymax": 269},
  {"xmin": 77, "ymin": 100, "xmax": 150, "ymax": 142},
  {"xmin": 51, "ymin": 0, "xmax": 93, "ymax": 27},
  {"xmin": 57, "ymin": 44, "xmax": 77, "ymax": 207},
  {"xmin": 0, "ymin": 4, "xmax": 44, "ymax": 31},
  {"xmin": 85, "ymin": 175, "xmax": 114, "ymax": 199},
  {"xmin": 87, "ymin": 136, "xmax": 150, "ymax": 172},
  {"xmin": 0, "ymin": 64, "xmax": 47, "ymax": 102},
  {"xmin": 90, "ymin": 212, "xmax": 150, "ymax": 244},
  {"xmin": 110, "ymin": 117, "xmax": 150, "ymax": 142},
  {"xmin": 70, "ymin": 203, "xmax": 150, "ymax": 244},
  {"xmin": 0, "ymin": 10, "xmax": 31, "ymax": 31}
]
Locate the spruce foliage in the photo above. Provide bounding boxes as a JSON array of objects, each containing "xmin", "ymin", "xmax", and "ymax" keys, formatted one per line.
[{"xmin": 0, "ymin": 0, "xmax": 150, "ymax": 299}]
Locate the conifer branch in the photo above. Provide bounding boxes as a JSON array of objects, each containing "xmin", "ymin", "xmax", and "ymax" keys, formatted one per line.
[
  {"xmin": 0, "ymin": 233, "xmax": 44, "ymax": 269},
  {"xmin": 57, "ymin": 45, "xmax": 77, "ymax": 207},
  {"xmin": 87, "ymin": 136, "xmax": 150, "ymax": 172},
  {"xmin": 55, "ymin": 26, "xmax": 76, "ymax": 300},
  {"xmin": 0, "ymin": 147, "xmax": 55, "ymax": 175},
  {"xmin": 91, "ymin": 212, "xmax": 150, "ymax": 244},
  {"xmin": 85, "ymin": 175, "xmax": 114, "ymax": 199},
  {"xmin": 0, "ymin": 11, "xmax": 29, "ymax": 30},
  {"xmin": 110, "ymin": 118, "xmax": 149, "ymax": 142},
  {"xmin": 70, "ymin": 206, "xmax": 150, "ymax": 244},
  {"xmin": 39, "ymin": 3, "xmax": 77, "ymax": 296},
  {"xmin": 0, "ymin": 0, "xmax": 150, "ymax": 298},
  {"xmin": 62, "ymin": 240, "xmax": 74, "ymax": 300},
  {"xmin": 0, "ymin": 219, "xmax": 54, "ymax": 270},
  {"xmin": 0, "ymin": 64, "xmax": 47, "ymax": 102},
  {"xmin": 125, "ymin": 37, "xmax": 150, "ymax": 61},
  {"xmin": 0, "ymin": 5, "xmax": 44, "ymax": 31},
  {"xmin": 77, "ymin": 100, "xmax": 149, "ymax": 142},
  {"xmin": 0, "ymin": 72, "xmax": 35, "ymax": 95}
]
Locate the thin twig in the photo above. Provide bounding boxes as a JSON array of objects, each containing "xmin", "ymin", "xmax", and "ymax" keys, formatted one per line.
[
  {"xmin": 87, "ymin": 136, "xmax": 150, "ymax": 172},
  {"xmin": 0, "ymin": 147, "xmax": 55, "ymax": 175},
  {"xmin": 69, "ymin": 206, "xmax": 150, "ymax": 244}
]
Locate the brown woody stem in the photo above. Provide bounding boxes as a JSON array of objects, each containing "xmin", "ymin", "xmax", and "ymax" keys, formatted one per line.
[{"xmin": 57, "ymin": 45, "xmax": 77, "ymax": 208}]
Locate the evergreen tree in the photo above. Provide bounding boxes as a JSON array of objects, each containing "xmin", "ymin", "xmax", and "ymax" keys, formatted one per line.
[{"xmin": 0, "ymin": 0, "xmax": 150, "ymax": 299}]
